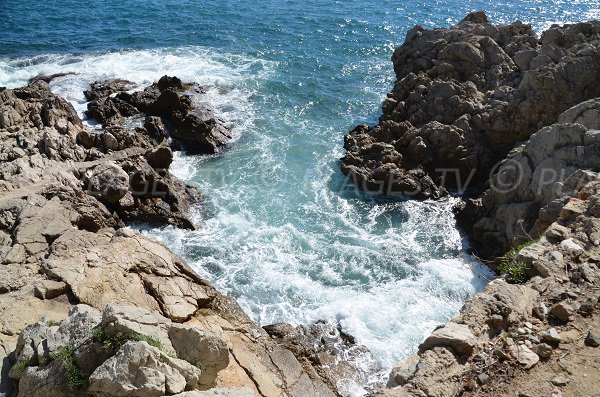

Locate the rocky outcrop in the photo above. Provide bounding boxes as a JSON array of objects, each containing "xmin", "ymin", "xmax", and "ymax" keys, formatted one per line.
[
  {"xmin": 0, "ymin": 81, "xmax": 340, "ymax": 397},
  {"xmin": 351, "ymin": 12, "xmax": 600, "ymax": 397},
  {"xmin": 374, "ymin": 87, "xmax": 600, "ymax": 397},
  {"xmin": 85, "ymin": 76, "xmax": 232, "ymax": 154},
  {"xmin": 458, "ymin": 98, "xmax": 600, "ymax": 257},
  {"xmin": 342, "ymin": 12, "xmax": 600, "ymax": 199}
]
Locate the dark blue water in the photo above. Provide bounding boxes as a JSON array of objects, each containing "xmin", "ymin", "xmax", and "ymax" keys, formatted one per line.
[{"xmin": 1, "ymin": 1, "xmax": 597, "ymax": 393}]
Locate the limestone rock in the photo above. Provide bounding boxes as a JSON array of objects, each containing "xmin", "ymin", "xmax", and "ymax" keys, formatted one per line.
[
  {"xmin": 33, "ymin": 280, "xmax": 67, "ymax": 300},
  {"xmin": 418, "ymin": 322, "xmax": 477, "ymax": 357},
  {"xmin": 168, "ymin": 324, "xmax": 229, "ymax": 387},
  {"xmin": 509, "ymin": 344, "xmax": 539, "ymax": 369},
  {"xmin": 387, "ymin": 354, "xmax": 419, "ymax": 388},
  {"xmin": 88, "ymin": 341, "xmax": 201, "ymax": 396}
]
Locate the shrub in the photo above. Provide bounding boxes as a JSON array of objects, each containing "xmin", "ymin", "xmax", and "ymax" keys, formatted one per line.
[
  {"xmin": 92, "ymin": 327, "xmax": 162, "ymax": 352},
  {"xmin": 51, "ymin": 346, "xmax": 87, "ymax": 390},
  {"xmin": 497, "ymin": 241, "xmax": 533, "ymax": 284}
]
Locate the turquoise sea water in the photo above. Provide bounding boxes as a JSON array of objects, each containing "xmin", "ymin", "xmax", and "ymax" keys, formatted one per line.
[{"xmin": 2, "ymin": 0, "xmax": 598, "ymax": 393}]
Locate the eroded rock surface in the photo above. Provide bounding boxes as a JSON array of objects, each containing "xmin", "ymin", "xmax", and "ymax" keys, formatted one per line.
[{"xmin": 342, "ymin": 12, "xmax": 600, "ymax": 199}]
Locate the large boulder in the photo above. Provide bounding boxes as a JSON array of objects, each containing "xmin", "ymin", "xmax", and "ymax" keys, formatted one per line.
[
  {"xmin": 168, "ymin": 324, "xmax": 229, "ymax": 387},
  {"xmin": 88, "ymin": 341, "xmax": 201, "ymax": 397},
  {"xmin": 418, "ymin": 322, "xmax": 478, "ymax": 357},
  {"xmin": 83, "ymin": 162, "xmax": 130, "ymax": 204}
]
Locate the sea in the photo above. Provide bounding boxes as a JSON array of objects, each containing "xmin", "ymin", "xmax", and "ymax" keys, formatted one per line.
[{"xmin": 1, "ymin": 0, "xmax": 598, "ymax": 394}]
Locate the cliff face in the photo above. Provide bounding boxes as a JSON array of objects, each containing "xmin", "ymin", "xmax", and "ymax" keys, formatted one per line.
[
  {"xmin": 0, "ymin": 81, "xmax": 340, "ymax": 397},
  {"xmin": 341, "ymin": 12, "xmax": 600, "ymax": 200}
]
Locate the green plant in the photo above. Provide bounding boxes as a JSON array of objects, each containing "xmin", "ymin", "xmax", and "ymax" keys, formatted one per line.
[
  {"xmin": 497, "ymin": 241, "xmax": 534, "ymax": 284},
  {"xmin": 46, "ymin": 320, "xmax": 62, "ymax": 327},
  {"xmin": 92, "ymin": 327, "xmax": 162, "ymax": 352},
  {"xmin": 51, "ymin": 345, "xmax": 87, "ymax": 390},
  {"xmin": 12, "ymin": 359, "xmax": 31, "ymax": 376},
  {"xmin": 195, "ymin": 360, "xmax": 204, "ymax": 371}
]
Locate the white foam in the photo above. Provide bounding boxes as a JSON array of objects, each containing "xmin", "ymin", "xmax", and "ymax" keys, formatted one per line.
[
  {"xmin": 0, "ymin": 47, "xmax": 276, "ymax": 136},
  {"xmin": 2, "ymin": 46, "xmax": 493, "ymax": 397}
]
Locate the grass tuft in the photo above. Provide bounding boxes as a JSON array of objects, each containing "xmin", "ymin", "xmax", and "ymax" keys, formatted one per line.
[
  {"xmin": 497, "ymin": 241, "xmax": 534, "ymax": 284},
  {"xmin": 51, "ymin": 345, "xmax": 87, "ymax": 390},
  {"xmin": 92, "ymin": 326, "xmax": 162, "ymax": 352}
]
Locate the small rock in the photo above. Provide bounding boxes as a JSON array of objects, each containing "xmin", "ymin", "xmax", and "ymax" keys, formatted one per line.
[
  {"xmin": 524, "ymin": 322, "xmax": 533, "ymax": 329},
  {"xmin": 579, "ymin": 263, "xmax": 596, "ymax": 283},
  {"xmin": 477, "ymin": 373, "xmax": 489, "ymax": 385},
  {"xmin": 550, "ymin": 301, "xmax": 576, "ymax": 322},
  {"xmin": 510, "ymin": 344, "xmax": 539, "ymax": 369},
  {"xmin": 103, "ymin": 132, "xmax": 119, "ymax": 151},
  {"xmin": 532, "ymin": 302, "xmax": 548, "ymax": 320},
  {"xmin": 536, "ymin": 343, "xmax": 553, "ymax": 358},
  {"xmin": 541, "ymin": 328, "xmax": 561, "ymax": 345},
  {"xmin": 517, "ymin": 328, "xmax": 527, "ymax": 335},
  {"xmin": 560, "ymin": 239, "xmax": 584, "ymax": 256},
  {"xmin": 552, "ymin": 376, "xmax": 570, "ymax": 386},
  {"xmin": 585, "ymin": 329, "xmax": 600, "ymax": 347}
]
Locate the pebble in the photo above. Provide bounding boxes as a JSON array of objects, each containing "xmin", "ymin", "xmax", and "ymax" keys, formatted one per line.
[
  {"xmin": 524, "ymin": 321, "xmax": 533, "ymax": 329},
  {"xmin": 552, "ymin": 376, "xmax": 570, "ymax": 386},
  {"xmin": 477, "ymin": 373, "xmax": 489, "ymax": 385}
]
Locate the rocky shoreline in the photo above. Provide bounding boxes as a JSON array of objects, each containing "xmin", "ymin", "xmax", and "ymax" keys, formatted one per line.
[
  {"xmin": 1, "ymin": 10, "xmax": 600, "ymax": 397},
  {"xmin": 343, "ymin": 11, "xmax": 600, "ymax": 397},
  {"xmin": 0, "ymin": 78, "xmax": 346, "ymax": 397}
]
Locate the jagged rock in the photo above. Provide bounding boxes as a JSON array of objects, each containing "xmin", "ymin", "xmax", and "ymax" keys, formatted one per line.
[
  {"xmin": 144, "ymin": 116, "xmax": 166, "ymax": 141},
  {"xmin": 343, "ymin": 12, "xmax": 600, "ymax": 204},
  {"xmin": 585, "ymin": 329, "xmax": 600, "ymax": 347},
  {"xmin": 84, "ymin": 80, "xmax": 135, "ymax": 101},
  {"xmin": 510, "ymin": 344, "xmax": 539, "ymax": 369},
  {"xmin": 418, "ymin": 322, "xmax": 477, "ymax": 357},
  {"xmin": 387, "ymin": 354, "xmax": 419, "ymax": 387},
  {"xmin": 550, "ymin": 301, "xmax": 576, "ymax": 322},
  {"xmin": 88, "ymin": 341, "xmax": 201, "ymax": 396},
  {"xmin": 170, "ymin": 104, "xmax": 232, "ymax": 154},
  {"xmin": 83, "ymin": 162, "xmax": 130, "ymax": 204},
  {"xmin": 541, "ymin": 328, "xmax": 562, "ymax": 345}
]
